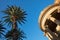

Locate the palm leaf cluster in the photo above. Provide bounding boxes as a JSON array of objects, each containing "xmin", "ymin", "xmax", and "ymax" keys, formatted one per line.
[
  {"xmin": 3, "ymin": 6, "xmax": 27, "ymax": 26},
  {"xmin": 6, "ymin": 29, "xmax": 26, "ymax": 40}
]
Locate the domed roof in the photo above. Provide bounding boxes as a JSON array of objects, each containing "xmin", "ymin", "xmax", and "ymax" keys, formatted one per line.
[{"xmin": 38, "ymin": 4, "xmax": 60, "ymax": 32}]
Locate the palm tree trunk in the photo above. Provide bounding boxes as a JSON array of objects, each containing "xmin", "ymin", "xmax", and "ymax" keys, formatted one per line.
[
  {"xmin": 12, "ymin": 16, "xmax": 17, "ymax": 29},
  {"xmin": 13, "ymin": 22, "xmax": 17, "ymax": 29},
  {"xmin": 12, "ymin": 16, "xmax": 18, "ymax": 40}
]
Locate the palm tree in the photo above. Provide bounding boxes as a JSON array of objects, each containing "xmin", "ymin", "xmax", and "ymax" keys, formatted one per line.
[
  {"xmin": 3, "ymin": 5, "xmax": 27, "ymax": 29},
  {"xmin": 0, "ymin": 21, "xmax": 6, "ymax": 37},
  {"xmin": 5, "ymin": 28, "xmax": 26, "ymax": 40},
  {"xmin": 2, "ymin": 5, "xmax": 27, "ymax": 40}
]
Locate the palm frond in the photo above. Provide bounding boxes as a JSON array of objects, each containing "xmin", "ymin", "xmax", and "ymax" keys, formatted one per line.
[
  {"xmin": 3, "ymin": 16, "xmax": 13, "ymax": 27},
  {"xmin": 0, "ymin": 21, "xmax": 6, "ymax": 37}
]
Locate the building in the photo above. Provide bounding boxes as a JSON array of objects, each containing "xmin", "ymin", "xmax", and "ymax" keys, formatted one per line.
[{"xmin": 38, "ymin": 0, "xmax": 60, "ymax": 40}]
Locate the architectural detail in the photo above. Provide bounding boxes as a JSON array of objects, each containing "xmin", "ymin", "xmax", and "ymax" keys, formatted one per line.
[{"xmin": 38, "ymin": 0, "xmax": 60, "ymax": 40}]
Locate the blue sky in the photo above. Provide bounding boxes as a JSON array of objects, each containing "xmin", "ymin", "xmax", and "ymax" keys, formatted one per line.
[{"xmin": 0, "ymin": 0, "xmax": 54, "ymax": 40}]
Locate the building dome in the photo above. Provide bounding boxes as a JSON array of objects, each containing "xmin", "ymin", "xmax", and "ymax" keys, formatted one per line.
[{"xmin": 38, "ymin": 4, "xmax": 60, "ymax": 33}]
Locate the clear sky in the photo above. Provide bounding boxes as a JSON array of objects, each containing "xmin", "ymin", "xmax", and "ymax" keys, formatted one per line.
[{"xmin": 0, "ymin": 0, "xmax": 54, "ymax": 40}]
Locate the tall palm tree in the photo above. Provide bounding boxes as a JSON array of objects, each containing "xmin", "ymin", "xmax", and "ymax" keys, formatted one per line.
[
  {"xmin": 3, "ymin": 5, "xmax": 27, "ymax": 29},
  {"xmin": 0, "ymin": 21, "xmax": 6, "ymax": 37},
  {"xmin": 2, "ymin": 5, "xmax": 27, "ymax": 40}
]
